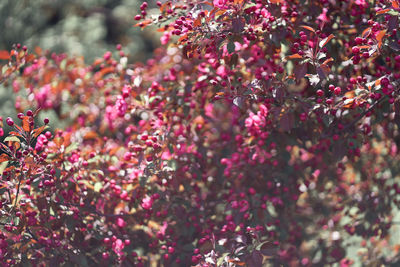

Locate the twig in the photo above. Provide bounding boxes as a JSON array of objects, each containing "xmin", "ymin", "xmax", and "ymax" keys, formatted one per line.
[
  {"xmin": 321, "ymin": 97, "xmax": 385, "ymax": 139},
  {"xmin": 13, "ymin": 173, "xmax": 24, "ymax": 208}
]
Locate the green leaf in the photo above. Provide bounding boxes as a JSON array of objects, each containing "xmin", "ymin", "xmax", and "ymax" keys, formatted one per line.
[
  {"xmin": 0, "ymin": 161, "xmax": 8, "ymax": 175},
  {"xmin": 65, "ymin": 143, "xmax": 79, "ymax": 154},
  {"xmin": 94, "ymin": 182, "xmax": 102, "ymax": 193},
  {"xmin": 217, "ymin": 252, "xmax": 230, "ymax": 266},
  {"xmin": 4, "ymin": 136, "xmax": 21, "ymax": 143}
]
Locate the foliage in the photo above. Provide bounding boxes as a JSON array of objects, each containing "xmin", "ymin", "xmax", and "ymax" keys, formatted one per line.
[{"xmin": 0, "ymin": 0, "xmax": 400, "ymax": 266}]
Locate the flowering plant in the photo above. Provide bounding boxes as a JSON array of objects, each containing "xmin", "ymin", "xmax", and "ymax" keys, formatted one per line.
[{"xmin": 0, "ymin": 0, "xmax": 400, "ymax": 265}]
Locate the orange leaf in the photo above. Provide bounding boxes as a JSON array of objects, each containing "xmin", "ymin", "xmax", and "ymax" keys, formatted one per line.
[
  {"xmin": 376, "ymin": 8, "xmax": 391, "ymax": 14},
  {"xmin": 22, "ymin": 116, "xmax": 31, "ymax": 132},
  {"xmin": 269, "ymin": 0, "xmax": 282, "ymax": 4},
  {"xmin": 32, "ymin": 125, "xmax": 49, "ymax": 139},
  {"xmin": 193, "ymin": 17, "xmax": 201, "ymax": 27},
  {"xmin": 362, "ymin": 27, "xmax": 371, "ymax": 38},
  {"xmin": 215, "ymin": 10, "xmax": 227, "ymax": 17},
  {"xmin": 323, "ymin": 58, "xmax": 334, "ymax": 65},
  {"xmin": 319, "ymin": 34, "xmax": 335, "ymax": 48},
  {"xmin": 178, "ymin": 34, "xmax": 188, "ymax": 43},
  {"xmin": 300, "ymin": 25, "xmax": 315, "ymax": 33},
  {"xmin": 228, "ymin": 259, "xmax": 246, "ymax": 266},
  {"xmin": 0, "ymin": 50, "xmax": 10, "ymax": 60},
  {"xmin": 0, "ymin": 154, "xmax": 9, "ymax": 163},
  {"xmin": 134, "ymin": 19, "xmax": 152, "ymax": 28},
  {"xmin": 376, "ymin": 30, "xmax": 386, "ymax": 48},
  {"xmin": 393, "ymin": 0, "xmax": 399, "ymax": 8},
  {"xmin": 286, "ymin": 54, "xmax": 303, "ymax": 59},
  {"xmin": 9, "ymin": 131, "xmax": 23, "ymax": 138}
]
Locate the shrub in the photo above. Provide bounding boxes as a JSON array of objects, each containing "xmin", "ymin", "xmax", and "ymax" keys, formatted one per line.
[{"xmin": 0, "ymin": 0, "xmax": 400, "ymax": 266}]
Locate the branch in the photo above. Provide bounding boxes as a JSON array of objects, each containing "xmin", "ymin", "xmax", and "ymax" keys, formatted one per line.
[{"xmin": 321, "ymin": 97, "xmax": 385, "ymax": 139}]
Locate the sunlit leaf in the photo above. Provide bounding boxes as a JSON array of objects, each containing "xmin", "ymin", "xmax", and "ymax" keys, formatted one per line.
[
  {"xmin": 0, "ymin": 161, "xmax": 8, "ymax": 175},
  {"xmin": 286, "ymin": 54, "xmax": 303, "ymax": 60},
  {"xmin": 319, "ymin": 34, "xmax": 335, "ymax": 48},
  {"xmin": 300, "ymin": 25, "xmax": 315, "ymax": 33},
  {"xmin": 4, "ymin": 136, "xmax": 21, "ymax": 143},
  {"xmin": 376, "ymin": 30, "xmax": 386, "ymax": 48}
]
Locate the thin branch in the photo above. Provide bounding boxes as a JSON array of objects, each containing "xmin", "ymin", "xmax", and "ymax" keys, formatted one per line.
[
  {"xmin": 321, "ymin": 97, "xmax": 385, "ymax": 139},
  {"xmin": 13, "ymin": 172, "xmax": 24, "ymax": 208}
]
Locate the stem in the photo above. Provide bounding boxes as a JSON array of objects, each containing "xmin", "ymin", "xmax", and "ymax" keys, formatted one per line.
[
  {"xmin": 321, "ymin": 97, "xmax": 385, "ymax": 139},
  {"xmin": 26, "ymin": 227, "xmax": 39, "ymax": 241},
  {"xmin": 13, "ymin": 173, "xmax": 23, "ymax": 208}
]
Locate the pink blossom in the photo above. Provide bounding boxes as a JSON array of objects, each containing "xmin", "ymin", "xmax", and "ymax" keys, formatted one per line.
[
  {"xmin": 213, "ymin": 0, "xmax": 228, "ymax": 9},
  {"xmin": 117, "ymin": 217, "xmax": 127, "ymax": 228},
  {"xmin": 141, "ymin": 195, "xmax": 153, "ymax": 210},
  {"xmin": 160, "ymin": 32, "xmax": 171, "ymax": 45},
  {"xmin": 317, "ymin": 8, "xmax": 329, "ymax": 22},
  {"xmin": 112, "ymin": 238, "xmax": 125, "ymax": 256}
]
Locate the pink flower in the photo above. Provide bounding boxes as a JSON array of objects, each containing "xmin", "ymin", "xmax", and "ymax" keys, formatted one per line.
[
  {"xmin": 317, "ymin": 8, "xmax": 329, "ymax": 22},
  {"xmin": 117, "ymin": 217, "xmax": 127, "ymax": 228},
  {"xmin": 160, "ymin": 32, "xmax": 171, "ymax": 45},
  {"xmin": 112, "ymin": 239, "xmax": 125, "ymax": 256},
  {"xmin": 141, "ymin": 195, "xmax": 153, "ymax": 210},
  {"xmin": 213, "ymin": 0, "xmax": 228, "ymax": 9}
]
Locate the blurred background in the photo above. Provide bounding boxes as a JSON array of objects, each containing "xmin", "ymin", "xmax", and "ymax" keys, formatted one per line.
[
  {"xmin": 0, "ymin": 0, "xmax": 159, "ymax": 62},
  {"xmin": 0, "ymin": 0, "xmax": 160, "ymax": 126}
]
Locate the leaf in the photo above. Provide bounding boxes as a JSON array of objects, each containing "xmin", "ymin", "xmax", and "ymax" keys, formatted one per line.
[
  {"xmin": 322, "ymin": 58, "xmax": 334, "ymax": 65},
  {"xmin": 319, "ymin": 34, "xmax": 335, "ymax": 48},
  {"xmin": 4, "ymin": 136, "xmax": 21, "ymax": 143},
  {"xmin": 250, "ymin": 251, "xmax": 263, "ymax": 267},
  {"xmin": 178, "ymin": 34, "xmax": 188, "ymax": 43},
  {"xmin": 259, "ymin": 241, "xmax": 277, "ymax": 257},
  {"xmin": 32, "ymin": 125, "xmax": 49, "ymax": 139},
  {"xmin": 227, "ymin": 259, "xmax": 246, "ymax": 266},
  {"xmin": 134, "ymin": 19, "xmax": 153, "ymax": 28},
  {"xmin": 319, "ymin": 64, "xmax": 331, "ymax": 76},
  {"xmin": 294, "ymin": 63, "xmax": 307, "ymax": 80},
  {"xmin": 362, "ymin": 27, "xmax": 372, "ymax": 38},
  {"xmin": 376, "ymin": 30, "xmax": 386, "ymax": 48},
  {"xmin": 376, "ymin": 8, "xmax": 391, "ymax": 14},
  {"xmin": 0, "ymin": 154, "xmax": 9, "ymax": 163},
  {"xmin": 316, "ymin": 66, "xmax": 327, "ymax": 80},
  {"xmin": 193, "ymin": 17, "xmax": 201, "ymax": 27},
  {"xmin": 286, "ymin": 54, "xmax": 303, "ymax": 60},
  {"xmin": 0, "ymin": 161, "xmax": 8, "ymax": 175},
  {"xmin": 9, "ymin": 131, "xmax": 23, "ymax": 138},
  {"xmin": 0, "ymin": 50, "xmax": 10, "ymax": 60},
  {"xmin": 65, "ymin": 143, "xmax": 79, "ymax": 154},
  {"xmin": 300, "ymin": 25, "xmax": 315, "ymax": 33},
  {"xmin": 393, "ymin": 0, "xmax": 399, "ymax": 8},
  {"xmin": 22, "ymin": 116, "xmax": 31, "ymax": 132}
]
